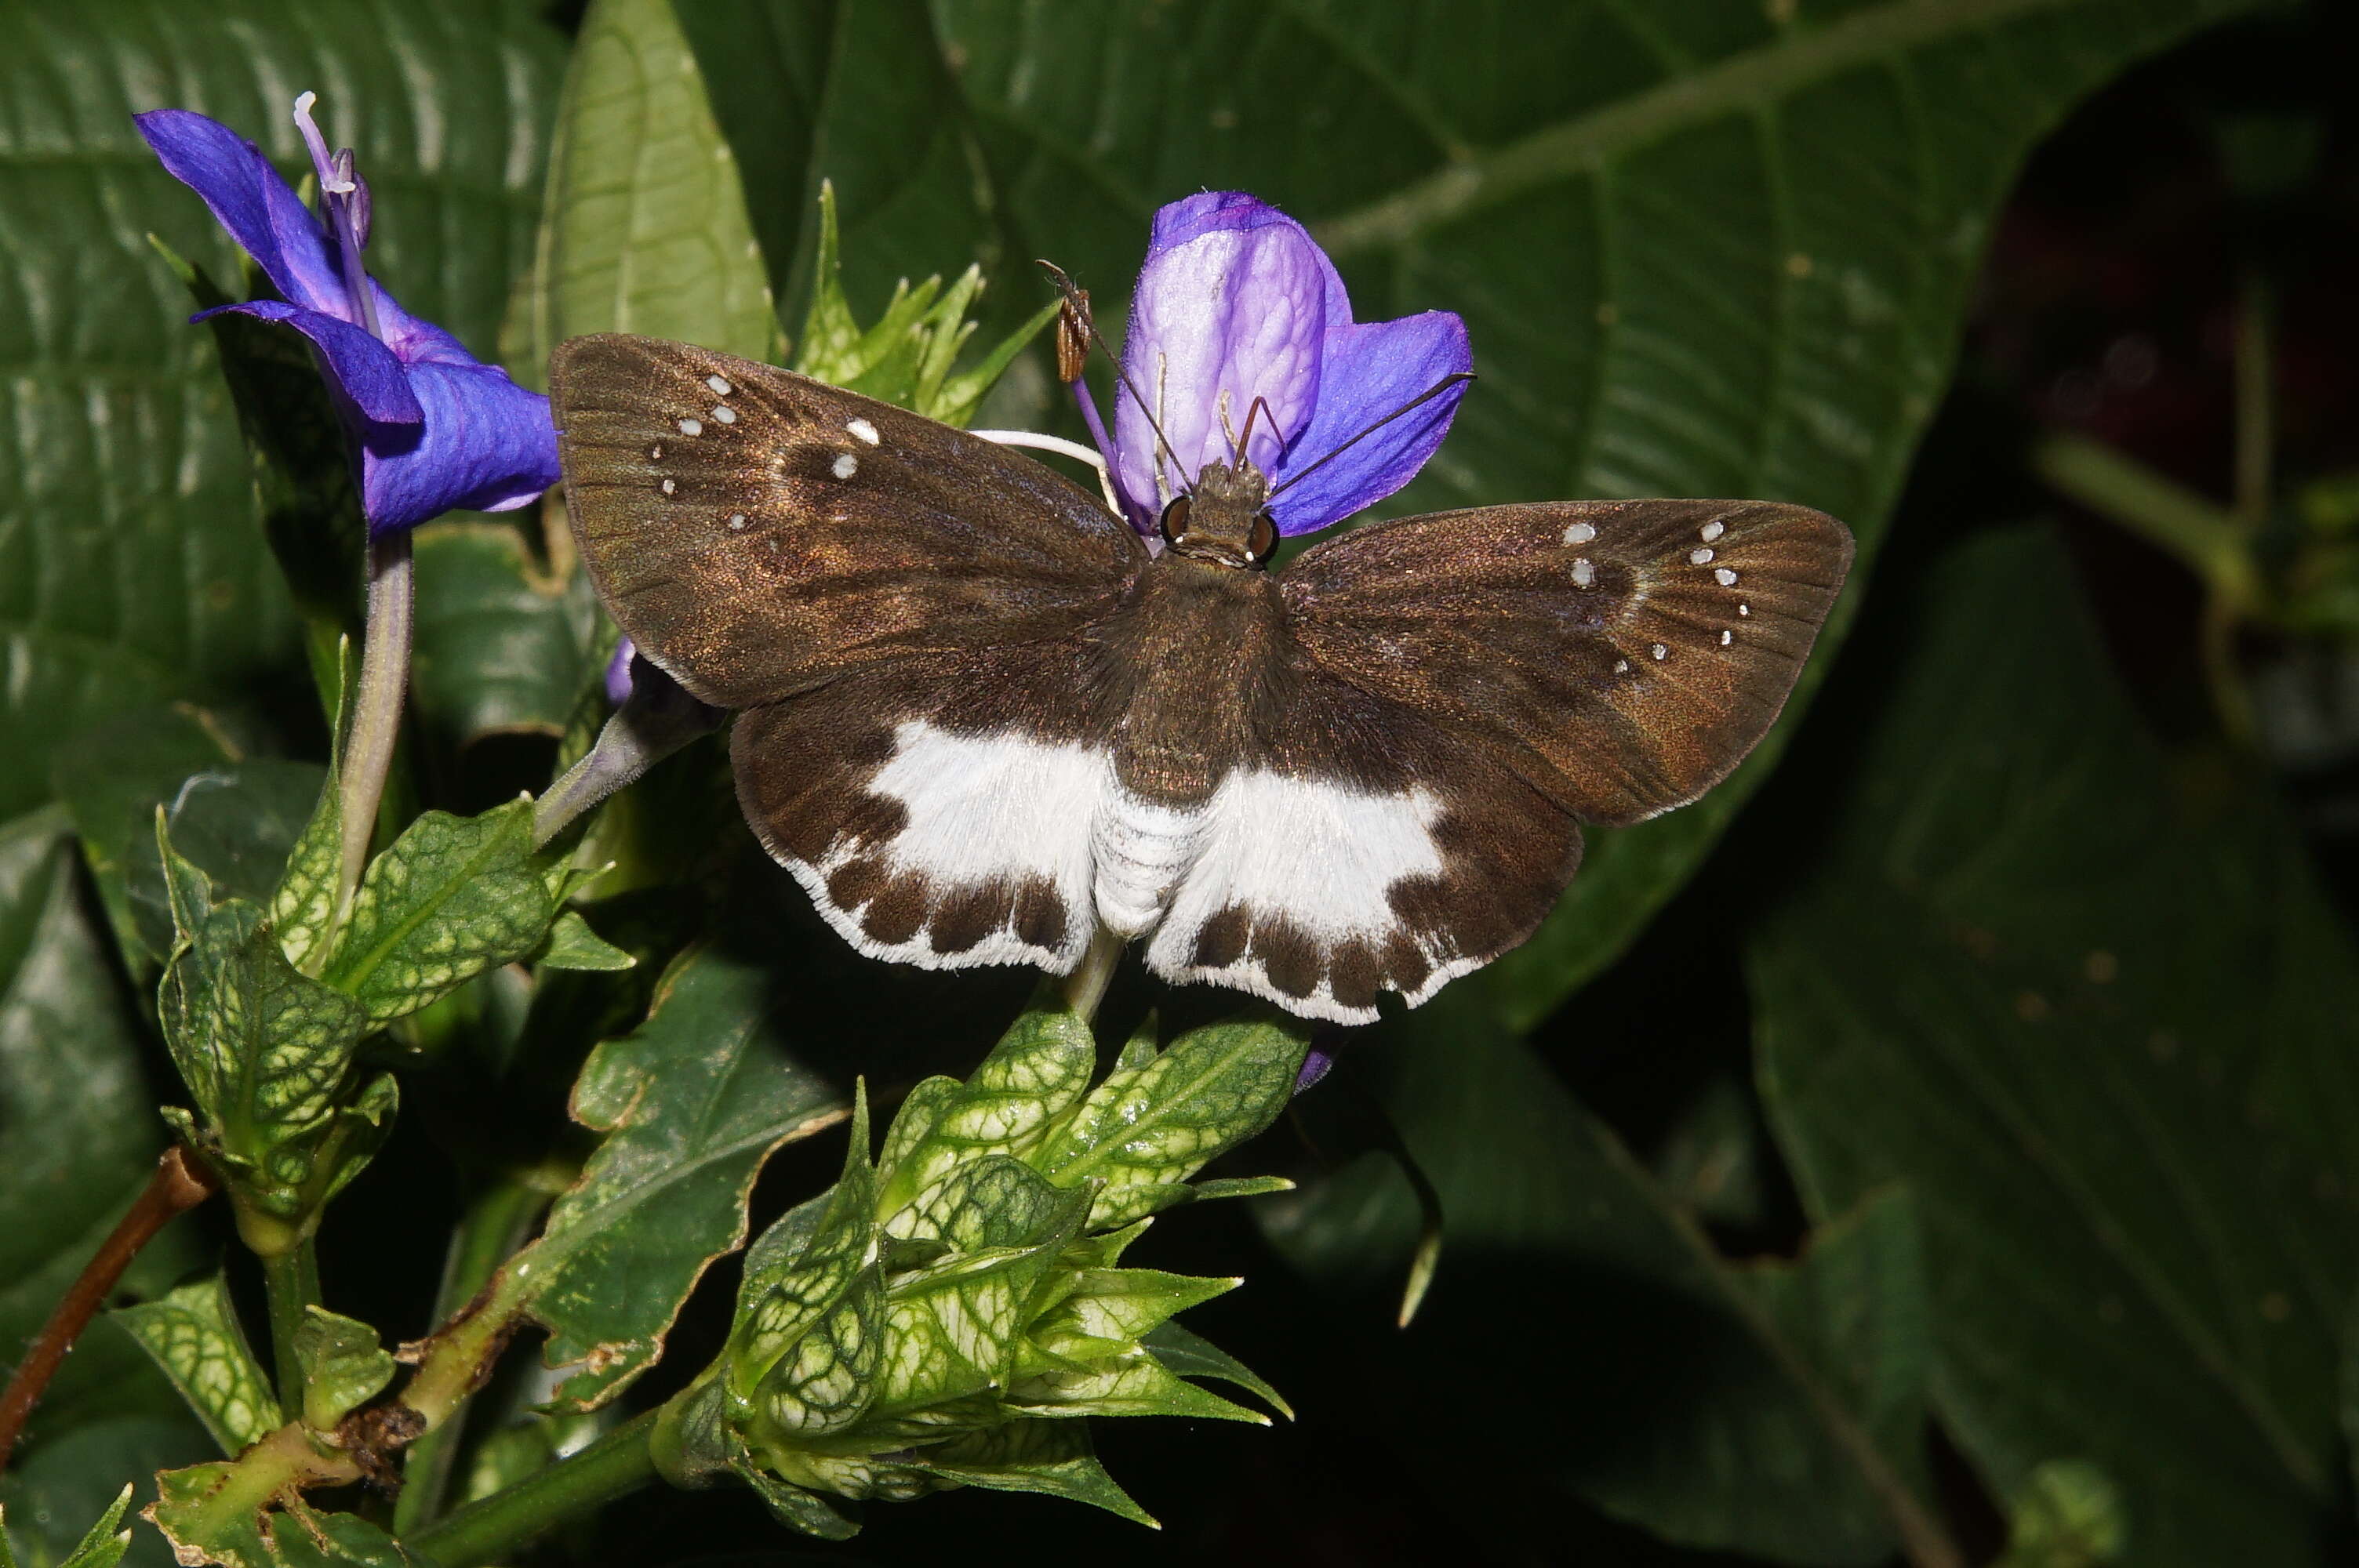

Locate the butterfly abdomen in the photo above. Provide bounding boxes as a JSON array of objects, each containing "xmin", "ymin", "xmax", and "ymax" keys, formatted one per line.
[{"xmin": 1090, "ymin": 792, "xmax": 1204, "ymax": 938}]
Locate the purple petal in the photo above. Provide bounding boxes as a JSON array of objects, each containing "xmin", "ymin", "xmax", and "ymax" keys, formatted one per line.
[
  {"xmin": 191, "ymin": 300, "xmax": 420, "ymax": 425},
  {"xmin": 1145, "ymin": 192, "xmax": 1350, "ymax": 324},
  {"xmin": 135, "ymin": 109, "xmax": 349, "ymax": 318},
  {"xmin": 604, "ymin": 640, "xmax": 638, "ymax": 706},
  {"xmin": 1114, "ymin": 195, "xmax": 1329, "ymax": 521},
  {"xmin": 1267, "ymin": 310, "xmax": 1470, "ymax": 535},
  {"xmin": 357, "ymin": 360, "xmax": 558, "ymax": 532}
]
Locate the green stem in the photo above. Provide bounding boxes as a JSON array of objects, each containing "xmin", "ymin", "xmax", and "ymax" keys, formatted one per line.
[
  {"xmin": 404, "ymin": 1410, "xmax": 661, "ymax": 1568},
  {"xmin": 2031, "ymin": 431, "xmax": 2264, "ymax": 615},
  {"xmin": 1063, "ymin": 925, "xmax": 1123, "ymax": 1022},
  {"xmin": 260, "ymin": 1240, "xmax": 322, "ymax": 1417},
  {"xmin": 337, "ymin": 528, "xmax": 414, "ymax": 916},
  {"xmin": 392, "ymin": 1177, "xmax": 559, "ymax": 1534}
]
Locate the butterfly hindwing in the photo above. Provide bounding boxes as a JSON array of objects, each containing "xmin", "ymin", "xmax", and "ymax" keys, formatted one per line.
[
  {"xmin": 1281, "ymin": 499, "xmax": 1852, "ymax": 825},
  {"xmin": 732, "ymin": 641, "xmax": 1114, "ymax": 974},
  {"xmin": 551, "ymin": 333, "xmax": 1147, "ymax": 708},
  {"xmin": 1138, "ymin": 655, "xmax": 1584, "ymax": 1024}
]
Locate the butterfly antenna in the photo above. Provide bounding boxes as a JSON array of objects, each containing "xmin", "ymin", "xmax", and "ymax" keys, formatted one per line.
[
  {"xmin": 1039, "ymin": 260, "xmax": 1188, "ymax": 492},
  {"xmin": 1230, "ymin": 394, "xmax": 1277, "ymax": 468},
  {"xmin": 1267, "ymin": 372, "xmax": 1475, "ymax": 501}
]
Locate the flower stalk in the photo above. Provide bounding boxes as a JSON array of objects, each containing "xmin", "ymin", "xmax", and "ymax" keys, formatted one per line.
[{"xmin": 338, "ymin": 527, "xmax": 413, "ymax": 909}]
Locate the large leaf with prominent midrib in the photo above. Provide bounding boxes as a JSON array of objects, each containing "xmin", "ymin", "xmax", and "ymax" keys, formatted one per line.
[
  {"xmin": 1260, "ymin": 986, "xmax": 1954, "ymax": 1566},
  {"xmin": 0, "ymin": 0, "xmax": 568, "ymax": 818},
  {"xmin": 667, "ymin": 0, "xmax": 2256, "ymax": 1029},
  {"xmin": 1754, "ymin": 529, "xmax": 2359, "ymax": 1568}
]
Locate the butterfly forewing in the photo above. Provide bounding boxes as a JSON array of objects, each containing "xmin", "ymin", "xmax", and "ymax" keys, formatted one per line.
[
  {"xmin": 1282, "ymin": 499, "xmax": 1852, "ymax": 825},
  {"xmin": 550, "ymin": 333, "xmax": 1145, "ymax": 709}
]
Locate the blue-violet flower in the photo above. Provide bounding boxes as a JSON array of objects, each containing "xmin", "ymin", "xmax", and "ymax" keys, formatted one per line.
[
  {"xmin": 136, "ymin": 96, "xmax": 559, "ymax": 532},
  {"xmin": 1085, "ymin": 191, "xmax": 1470, "ymax": 538}
]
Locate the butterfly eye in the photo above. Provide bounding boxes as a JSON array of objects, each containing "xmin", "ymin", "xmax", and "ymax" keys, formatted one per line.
[
  {"xmin": 1159, "ymin": 494, "xmax": 1194, "ymax": 547},
  {"xmin": 1248, "ymin": 512, "xmax": 1278, "ymax": 564}
]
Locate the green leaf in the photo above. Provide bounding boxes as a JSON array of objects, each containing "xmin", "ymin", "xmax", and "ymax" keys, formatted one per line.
[
  {"xmin": 0, "ymin": 811, "xmax": 192, "ymax": 1443},
  {"xmin": 874, "ymin": 1000, "xmax": 1098, "ymax": 1219},
  {"xmin": 0, "ymin": 1483, "xmax": 134, "ymax": 1568},
  {"xmin": 1261, "ymin": 989, "xmax": 1945, "ymax": 1566},
  {"xmin": 111, "ymin": 1272, "xmax": 282, "ymax": 1455},
  {"xmin": 874, "ymin": 1076, "xmax": 961, "ymax": 1188},
  {"xmin": 790, "ymin": 186, "xmax": 1056, "ymax": 425},
  {"xmin": 1734, "ymin": 1188, "xmax": 1933, "ymax": 1496},
  {"xmin": 902, "ymin": 1419, "xmax": 1155, "ymax": 1529},
  {"xmin": 318, "ymin": 800, "xmax": 564, "ymax": 1027},
  {"xmin": 1027, "ymin": 1013, "xmax": 1310, "ymax": 1227},
  {"xmin": 55, "ymin": 1486, "xmax": 133, "ymax": 1568},
  {"xmin": 1753, "ymin": 528, "xmax": 2359, "ymax": 1568},
  {"xmin": 290, "ymin": 1308, "xmax": 395, "ymax": 1432},
  {"xmin": 533, "ymin": 911, "xmax": 637, "ymax": 973},
  {"xmin": 507, "ymin": 0, "xmax": 778, "ymax": 384},
  {"xmin": 159, "ymin": 895, "xmax": 370, "ymax": 1216},
  {"xmin": 147, "ymin": 1468, "xmax": 432, "ymax": 1568},
  {"xmin": 268, "ymin": 763, "xmax": 342, "ymax": 979},
  {"xmin": 49, "ymin": 706, "xmax": 323, "ymax": 973},
  {"xmin": 1005, "ymin": 1347, "xmax": 1268, "ymax": 1426},
  {"xmin": 1141, "ymin": 1319, "xmax": 1292, "ymax": 1421},
  {"xmin": 734, "ymin": 1091, "xmax": 885, "ymax": 1440},
  {"xmin": 1028, "ymin": 1268, "xmax": 1238, "ymax": 1363},
  {"xmin": 2, "ymin": 1417, "xmax": 211, "ymax": 1568},
  {"xmin": 726, "ymin": 1461, "xmax": 860, "ymax": 1541},
  {"xmin": 873, "ymin": 1189, "xmax": 1090, "ymax": 1416},
  {"xmin": 49, "ymin": 705, "xmax": 247, "ymax": 965},
  {"xmin": 886, "ymin": 1154, "xmax": 1079, "ymax": 1250},
  {"xmin": 409, "ymin": 522, "xmax": 600, "ymax": 750},
  {"xmin": 674, "ymin": 3, "xmax": 991, "ymax": 360},
  {"xmin": 5, "ymin": 2, "xmax": 565, "ymax": 823},
  {"xmin": 521, "ymin": 945, "xmax": 849, "ymax": 1408}
]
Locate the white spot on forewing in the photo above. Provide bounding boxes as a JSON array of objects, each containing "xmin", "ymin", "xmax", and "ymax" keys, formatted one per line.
[
  {"xmin": 1145, "ymin": 772, "xmax": 1454, "ymax": 1025},
  {"xmin": 791, "ymin": 723, "xmax": 1103, "ymax": 971},
  {"xmin": 1700, "ymin": 519, "xmax": 1725, "ymax": 543},
  {"xmin": 1690, "ymin": 547, "xmax": 1715, "ymax": 564},
  {"xmin": 1569, "ymin": 558, "xmax": 1595, "ymax": 589},
  {"xmin": 713, "ymin": 405, "xmax": 737, "ymax": 423},
  {"xmin": 660, "ymin": 478, "xmax": 676, "ymax": 495},
  {"xmin": 1561, "ymin": 521, "xmax": 1597, "ymax": 545},
  {"xmin": 1738, "ymin": 602, "xmax": 1752, "ymax": 616},
  {"xmin": 847, "ymin": 418, "xmax": 881, "ymax": 445},
  {"xmin": 728, "ymin": 513, "xmax": 747, "ymax": 530},
  {"xmin": 1716, "ymin": 567, "xmax": 1739, "ymax": 586},
  {"xmin": 678, "ymin": 417, "xmax": 702, "ymax": 435},
  {"xmin": 1651, "ymin": 643, "xmax": 1668, "ymax": 661},
  {"xmin": 1614, "ymin": 659, "xmax": 1631, "ymax": 674},
  {"xmin": 833, "ymin": 452, "xmax": 859, "ymax": 479},
  {"xmin": 707, "ymin": 374, "xmax": 732, "ymax": 396},
  {"xmin": 1720, "ymin": 629, "xmax": 1734, "ymax": 645}
]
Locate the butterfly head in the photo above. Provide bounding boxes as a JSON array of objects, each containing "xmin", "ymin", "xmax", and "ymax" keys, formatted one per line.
[{"xmin": 1161, "ymin": 459, "xmax": 1279, "ymax": 569}]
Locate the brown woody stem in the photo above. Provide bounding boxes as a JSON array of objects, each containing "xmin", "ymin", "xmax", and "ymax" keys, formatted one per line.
[{"xmin": 0, "ymin": 1145, "xmax": 220, "ymax": 1472}]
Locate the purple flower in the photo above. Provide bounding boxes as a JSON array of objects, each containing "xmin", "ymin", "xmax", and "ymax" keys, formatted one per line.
[
  {"xmin": 1084, "ymin": 192, "xmax": 1470, "ymax": 539},
  {"xmin": 604, "ymin": 638, "xmax": 641, "ymax": 708},
  {"xmin": 136, "ymin": 96, "xmax": 558, "ymax": 532}
]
